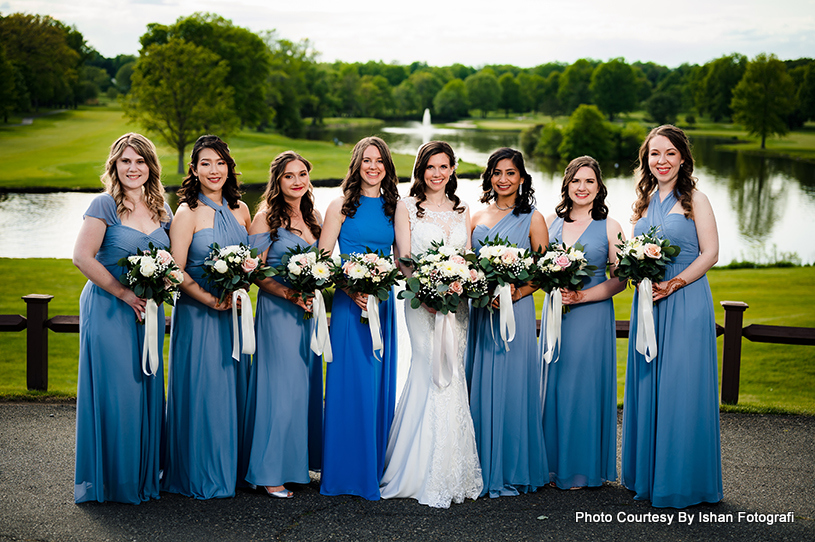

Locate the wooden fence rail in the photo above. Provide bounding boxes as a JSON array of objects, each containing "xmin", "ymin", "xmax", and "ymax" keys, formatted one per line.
[{"xmin": 3, "ymin": 295, "xmax": 814, "ymax": 404}]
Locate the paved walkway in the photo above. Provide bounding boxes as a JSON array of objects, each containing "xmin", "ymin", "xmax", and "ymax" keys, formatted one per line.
[{"xmin": 0, "ymin": 404, "xmax": 812, "ymax": 541}]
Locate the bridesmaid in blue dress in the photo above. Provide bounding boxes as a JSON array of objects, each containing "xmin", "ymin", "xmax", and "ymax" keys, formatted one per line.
[
  {"xmin": 539, "ymin": 156, "xmax": 626, "ymax": 490},
  {"xmin": 466, "ymin": 147, "xmax": 549, "ymax": 498},
  {"xmin": 621, "ymin": 125, "xmax": 722, "ymax": 508},
  {"xmin": 244, "ymin": 151, "xmax": 324, "ymax": 498},
  {"xmin": 73, "ymin": 133, "xmax": 171, "ymax": 504},
  {"xmin": 318, "ymin": 136, "xmax": 399, "ymax": 500},
  {"xmin": 163, "ymin": 135, "xmax": 252, "ymax": 499}
]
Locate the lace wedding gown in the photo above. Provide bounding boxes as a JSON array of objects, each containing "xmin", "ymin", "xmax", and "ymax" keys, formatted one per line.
[{"xmin": 379, "ymin": 197, "xmax": 483, "ymax": 508}]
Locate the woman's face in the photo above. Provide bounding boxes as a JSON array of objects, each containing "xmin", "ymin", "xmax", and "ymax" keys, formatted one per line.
[
  {"xmin": 491, "ymin": 158, "xmax": 521, "ymax": 198},
  {"xmin": 116, "ymin": 146, "xmax": 150, "ymax": 191},
  {"xmin": 568, "ymin": 166, "xmax": 599, "ymax": 207},
  {"xmin": 193, "ymin": 148, "xmax": 229, "ymax": 195},
  {"xmin": 279, "ymin": 159, "xmax": 310, "ymax": 201},
  {"xmin": 423, "ymin": 152, "xmax": 453, "ymax": 195},
  {"xmin": 359, "ymin": 144, "xmax": 386, "ymax": 189},
  {"xmin": 648, "ymin": 134, "xmax": 684, "ymax": 184}
]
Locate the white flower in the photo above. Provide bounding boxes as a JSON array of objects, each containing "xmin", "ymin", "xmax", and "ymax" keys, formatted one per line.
[
  {"xmin": 523, "ymin": 256, "xmax": 534, "ymax": 267},
  {"xmin": 438, "ymin": 245, "xmax": 457, "ymax": 257},
  {"xmin": 140, "ymin": 259, "xmax": 157, "ymax": 277},
  {"xmin": 347, "ymin": 264, "xmax": 367, "ymax": 280},
  {"xmin": 287, "ymin": 260, "xmax": 303, "ymax": 275},
  {"xmin": 128, "ymin": 255, "xmax": 142, "ymax": 265},
  {"xmin": 311, "ymin": 262, "xmax": 330, "ymax": 280},
  {"xmin": 213, "ymin": 259, "xmax": 229, "ymax": 274}
]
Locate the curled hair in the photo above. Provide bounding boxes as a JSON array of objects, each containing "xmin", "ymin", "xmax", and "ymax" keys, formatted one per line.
[
  {"xmin": 408, "ymin": 141, "xmax": 465, "ymax": 218},
  {"xmin": 479, "ymin": 147, "xmax": 535, "ymax": 215},
  {"xmin": 102, "ymin": 132, "xmax": 168, "ymax": 223},
  {"xmin": 177, "ymin": 134, "xmax": 242, "ymax": 210},
  {"xmin": 632, "ymin": 124, "xmax": 696, "ymax": 222},
  {"xmin": 259, "ymin": 151, "xmax": 321, "ymax": 243},
  {"xmin": 340, "ymin": 136, "xmax": 400, "ymax": 222},
  {"xmin": 555, "ymin": 155, "xmax": 608, "ymax": 221}
]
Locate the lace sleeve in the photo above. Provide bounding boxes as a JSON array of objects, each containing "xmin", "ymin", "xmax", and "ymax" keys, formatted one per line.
[{"xmin": 404, "ymin": 197, "xmax": 418, "ymax": 231}]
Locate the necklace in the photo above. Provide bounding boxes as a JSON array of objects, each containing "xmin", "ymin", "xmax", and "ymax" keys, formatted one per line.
[
  {"xmin": 495, "ymin": 201, "xmax": 515, "ymax": 211},
  {"xmin": 426, "ymin": 195, "xmax": 448, "ymax": 208}
]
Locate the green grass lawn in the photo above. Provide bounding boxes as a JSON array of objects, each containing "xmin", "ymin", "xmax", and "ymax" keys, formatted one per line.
[{"xmin": 1, "ymin": 259, "xmax": 813, "ymax": 413}]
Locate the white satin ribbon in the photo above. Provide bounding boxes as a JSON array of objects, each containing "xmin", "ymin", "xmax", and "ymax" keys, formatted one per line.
[
  {"xmin": 542, "ymin": 289, "xmax": 563, "ymax": 364},
  {"xmin": 489, "ymin": 283, "xmax": 516, "ymax": 352},
  {"xmin": 636, "ymin": 279, "xmax": 657, "ymax": 362},
  {"xmin": 231, "ymin": 288, "xmax": 255, "ymax": 360},
  {"xmin": 141, "ymin": 299, "xmax": 160, "ymax": 376},
  {"xmin": 365, "ymin": 294, "xmax": 384, "ymax": 360},
  {"xmin": 432, "ymin": 311, "xmax": 459, "ymax": 388},
  {"xmin": 310, "ymin": 290, "xmax": 333, "ymax": 363}
]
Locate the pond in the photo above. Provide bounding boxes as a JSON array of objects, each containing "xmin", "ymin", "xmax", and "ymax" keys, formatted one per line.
[{"xmin": 2, "ymin": 122, "xmax": 815, "ymax": 264}]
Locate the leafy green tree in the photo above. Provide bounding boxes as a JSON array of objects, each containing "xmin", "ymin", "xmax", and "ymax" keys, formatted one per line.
[
  {"xmin": 357, "ymin": 75, "xmax": 392, "ymax": 118},
  {"xmin": 795, "ymin": 61, "xmax": 815, "ymax": 122},
  {"xmin": 465, "ymin": 70, "xmax": 499, "ymax": 117},
  {"xmin": 695, "ymin": 53, "xmax": 746, "ymax": 121},
  {"xmin": 433, "ymin": 79, "xmax": 468, "ymax": 120},
  {"xmin": 590, "ymin": 58, "xmax": 638, "ymax": 120},
  {"xmin": 0, "ymin": 42, "xmax": 16, "ymax": 122},
  {"xmin": 558, "ymin": 104, "xmax": 611, "ymax": 161},
  {"xmin": 520, "ymin": 124, "xmax": 543, "ymax": 156},
  {"xmin": 557, "ymin": 59, "xmax": 595, "ymax": 114},
  {"xmin": 393, "ymin": 79, "xmax": 421, "ymax": 117},
  {"xmin": 409, "ymin": 70, "xmax": 445, "ymax": 112},
  {"xmin": 498, "ymin": 72, "xmax": 522, "ymax": 116},
  {"xmin": 124, "ymin": 38, "xmax": 238, "ymax": 173},
  {"xmin": 535, "ymin": 124, "xmax": 564, "ymax": 158},
  {"xmin": 731, "ymin": 53, "xmax": 796, "ymax": 148},
  {"xmin": 115, "ymin": 61, "xmax": 135, "ymax": 94},
  {"xmin": 646, "ymin": 91, "xmax": 680, "ymax": 125},
  {"xmin": 540, "ymin": 71, "xmax": 563, "ymax": 117}
]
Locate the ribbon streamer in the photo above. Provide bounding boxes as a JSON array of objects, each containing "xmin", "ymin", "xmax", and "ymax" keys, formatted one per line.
[
  {"xmin": 431, "ymin": 311, "xmax": 459, "ymax": 388},
  {"xmin": 141, "ymin": 299, "xmax": 160, "ymax": 376},
  {"xmin": 365, "ymin": 294, "xmax": 384, "ymax": 360},
  {"xmin": 635, "ymin": 279, "xmax": 658, "ymax": 362},
  {"xmin": 542, "ymin": 289, "xmax": 563, "ymax": 364},
  {"xmin": 231, "ymin": 288, "xmax": 255, "ymax": 360},
  {"xmin": 489, "ymin": 283, "xmax": 516, "ymax": 352},
  {"xmin": 310, "ymin": 290, "xmax": 333, "ymax": 363}
]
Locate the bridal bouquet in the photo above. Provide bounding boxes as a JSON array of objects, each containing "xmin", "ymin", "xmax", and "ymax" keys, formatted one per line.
[
  {"xmin": 398, "ymin": 241, "xmax": 489, "ymax": 314},
  {"xmin": 475, "ymin": 235, "xmax": 537, "ymax": 351},
  {"xmin": 535, "ymin": 241, "xmax": 597, "ymax": 363},
  {"xmin": 117, "ymin": 243, "xmax": 184, "ymax": 376},
  {"xmin": 275, "ymin": 245, "xmax": 336, "ymax": 362},
  {"xmin": 614, "ymin": 226, "xmax": 681, "ymax": 362},
  {"xmin": 203, "ymin": 242, "xmax": 274, "ymax": 360}
]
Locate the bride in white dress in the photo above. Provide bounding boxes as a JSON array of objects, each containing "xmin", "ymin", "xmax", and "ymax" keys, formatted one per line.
[{"xmin": 380, "ymin": 141, "xmax": 483, "ymax": 508}]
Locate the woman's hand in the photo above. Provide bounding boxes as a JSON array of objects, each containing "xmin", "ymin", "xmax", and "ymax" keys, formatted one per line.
[
  {"xmin": 422, "ymin": 303, "xmax": 437, "ymax": 315},
  {"xmin": 286, "ymin": 288, "xmax": 314, "ymax": 313},
  {"xmin": 350, "ymin": 291, "xmax": 369, "ymax": 311},
  {"xmin": 120, "ymin": 289, "xmax": 147, "ymax": 322},
  {"xmin": 491, "ymin": 284, "xmax": 517, "ymax": 309},
  {"xmin": 560, "ymin": 288, "xmax": 585, "ymax": 305},
  {"xmin": 652, "ymin": 277, "xmax": 687, "ymax": 301},
  {"xmin": 208, "ymin": 294, "xmax": 232, "ymax": 311}
]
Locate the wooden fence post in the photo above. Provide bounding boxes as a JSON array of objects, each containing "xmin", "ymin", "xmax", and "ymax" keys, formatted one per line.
[
  {"xmin": 22, "ymin": 294, "xmax": 54, "ymax": 391},
  {"xmin": 720, "ymin": 301, "xmax": 748, "ymax": 405}
]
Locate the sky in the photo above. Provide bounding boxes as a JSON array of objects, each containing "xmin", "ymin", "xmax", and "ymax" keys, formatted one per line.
[{"xmin": 3, "ymin": 0, "xmax": 814, "ymax": 67}]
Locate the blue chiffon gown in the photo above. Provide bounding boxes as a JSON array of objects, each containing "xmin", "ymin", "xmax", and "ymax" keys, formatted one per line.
[
  {"xmin": 320, "ymin": 195, "xmax": 397, "ymax": 500},
  {"xmin": 465, "ymin": 210, "xmax": 547, "ymax": 498},
  {"xmin": 74, "ymin": 193, "xmax": 171, "ymax": 504},
  {"xmin": 162, "ymin": 194, "xmax": 250, "ymax": 499},
  {"xmin": 621, "ymin": 191, "xmax": 723, "ymax": 508},
  {"xmin": 243, "ymin": 229, "xmax": 323, "ymax": 488},
  {"xmin": 539, "ymin": 217, "xmax": 617, "ymax": 489}
]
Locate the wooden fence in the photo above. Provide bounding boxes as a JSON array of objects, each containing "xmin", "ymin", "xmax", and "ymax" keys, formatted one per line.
[{"xmin": 2, "ymin": 295, "xmax": 814, "ymax": 405}]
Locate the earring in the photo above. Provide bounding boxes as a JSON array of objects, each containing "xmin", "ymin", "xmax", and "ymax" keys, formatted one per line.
[
  {"xmin": 490, "ymin": 188, "xmax": 495, "ymax": 198},
  {"xmin": 519, "ymin": 183, "xmax": 524, "ymax": 196}
]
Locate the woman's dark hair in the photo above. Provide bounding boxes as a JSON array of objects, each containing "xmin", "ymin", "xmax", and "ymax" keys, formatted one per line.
[
  {"xmin": 479, "ymin": 147, "xmax": 535, "ymax": 215},
  {"xmin": 408, "ymin": 141, "xmax": 465, "ymax": 218},
  {"xmin": 177, "ymin": 134, "xmax": 242, "ymax": 210},
  {"xmin": 632, "ymin": 124, "xmax": 696, "ymax": 222},
  {"xmin": 340, "ymin": 136, "xmax": 400, "ymax": 222},
  {"xmin": 260, "ymin": 151, "xmax": 321, "ymax": 242},
  {"xmin": 555, "ymin": 155, "xmax": 608, "ymax": 221}
]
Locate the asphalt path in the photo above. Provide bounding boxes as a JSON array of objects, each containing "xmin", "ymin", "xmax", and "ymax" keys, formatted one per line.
[{"xmin": 1, "ymin": 404, "xmax": 812, "ymax": 541}]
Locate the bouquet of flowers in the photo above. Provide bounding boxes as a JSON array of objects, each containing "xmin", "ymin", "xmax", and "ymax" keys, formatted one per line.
[
  {"xmin": 614, "ymin": 226, "xmax": 681, "ymax": 362},
  {"xmin": 117, "ymin": 243, "xmax": 184, "ymax": 376},
  {"xmin": 475, "ymin": 235, "xmax": 537, "ymax": 351},
  {"xmin": 398, "ymin": 241, "xmax": 489, "ymax": 314},
  {"xmin": 202, "ymin": 242, "xmax": 275, "ymax": 360},
  {"xmin": 275, "ymin": 245, "xmax": 335, "ymax": 320}
]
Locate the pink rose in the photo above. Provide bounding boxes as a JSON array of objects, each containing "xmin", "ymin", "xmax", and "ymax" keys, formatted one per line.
[
  {"xmin": 363, "ymin": 253, "xmax": 379, "ymax": 263},
  {"xmin": 451, "ymin": 255, "xmax": 466, "ymax": 265},
  {"xmin": 469, "ymin": 269, "xmax": 479, "ymax": 281},
  {"xmin": 555, "ymin": 254, "xmax": 571, "ymax": 269},
  {"xmin": 156, "ymin": 249, "xmax": 173, "ymax": 265},
  {"xmin": 376, "ymin": 264, "xmax": 390, "ymax": 275},
  {"xmin": 242, "ymin": 257, "xmax": 259, "ymax": 273},
  {"xmin": 643, "ymin": 243, "xmax": 662, "ymax": 259},
  {"xmin": 449, "ymin": 281, "xmax": 464, "ymax": 295},
  {"xmin": 500, "ymin": 251, "xmax": 518, "ymax": 265}
]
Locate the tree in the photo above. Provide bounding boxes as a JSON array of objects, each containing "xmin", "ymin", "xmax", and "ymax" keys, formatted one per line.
[
  {"xmin": 124, "ymin": 38, "xmax": 238, "ymax": 173},
  {"xmin": 557, "ymin": 59, "xmax": 595, "ymax": 114},
  {"xmin": 465, "ymin": 71, "xmax": 499, "ymax": 117},
  {"xmin": 731, "ymin": 53, "xmax": 796, "ymax": 149},
  {"xmin": 0, "ymin": 42, "xmax": 16, "ymax": 122},
  {"xmin": 796, "ymin": 61, "xmax": 815, "ymax": 122},
  {"xmin": 433, "ymin": 79, "xmax": 468, "ymax": 120},
  {"xmin": 409, "ymin": 70, "xmax": 445, "ymax": 112},
  {"xmin": 540, "ymin": 71, "xmax": 563, "ymax": 117},
  {"xmin": 558, "ymin": 104, "xmax": 611, "ymax": 161},
  {"xmin": 590, "ymin": 58, "xmax": 639, "ymax": 120},
  {"xmin": 393, "ymin": 79, "xmax": 421, "ymax": 117},
  {"xmin": 115, "ymin": 61, "xmax": 135, "ymax": 94},
  {"xmin": 646, "ymin": 92, "xmax": 680, "ymax": 125},
  {"xmin": 498, "ymin": 73, "xmax": 522, "ymax": 116},
  {"xmin": 695, "ymin": 53, "xmax": 747, "ymax": 121},
  {"xmin": 357, "ymin": 75, "xmax": 392, "ymax": 118}
]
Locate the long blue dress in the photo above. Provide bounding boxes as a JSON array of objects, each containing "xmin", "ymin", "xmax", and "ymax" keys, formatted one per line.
[
  {"xmin": 320, "ymin": 195, "xmax": 397, "ymax": 500},
  {"xmin": 465, "ymin": 210, "xmax": 547, "ymax": 498},
  {"xmin": 539, "ymin": 217, "xmax": 617, "ymax": 489},
  {"xmin": 74, "ymin": 193, "xmax": 171, "ymax": 504},
  {"xmin": 243, "ymin": 228, "xmax": 323, "ymax": 488},
  {"xmin": 162, "ymin": 194, "xmax": 249, "ymax": 499},
  {"xmin": 621, "ymin": 191, "xmax": 723, "ymax": 508}
]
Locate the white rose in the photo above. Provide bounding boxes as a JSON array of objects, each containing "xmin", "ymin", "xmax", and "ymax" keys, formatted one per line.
[
  {"xmin": 140, "ymin": 259, "xmax": 157, "ymax": 277},
  {"xmin": 128, "ymin": 255, "xmax": 142, "ymax": 265},
  {"xmin": 438, "ymin": 245, "xmax": 456, "ymax": 257},
  {"xmin": 287, "ymin": 260, "xmax": 303, "ymax": 275},
  {"xmin": 213, "ymin": 259, "xmax": 229, "ymax": 274}
]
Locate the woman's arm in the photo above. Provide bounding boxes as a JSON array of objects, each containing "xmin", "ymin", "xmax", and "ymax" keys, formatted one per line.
[
  {"xmin": 73, "ymin": 216, "xmax": 146, "ymax": 320},
  {"xmin": 318, "ymin": 196, "xmax": 367, "ymax": 310},
  {"xmin": 562, "ymin": 217, "xmax": 627, "ymax": 305},
  {"xmin": 393, "ymin": 200, "xmax": 412, "ymax": 277},
  {"xmin": 516, "ymin": 210, "xmax": 548, "ymax": 301}
]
